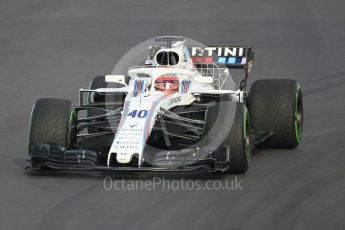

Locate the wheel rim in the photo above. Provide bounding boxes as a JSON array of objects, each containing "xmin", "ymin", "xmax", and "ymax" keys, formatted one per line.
[{"xmin": 294, "ymin": 85, "xmax": 303, "ymax": 143}]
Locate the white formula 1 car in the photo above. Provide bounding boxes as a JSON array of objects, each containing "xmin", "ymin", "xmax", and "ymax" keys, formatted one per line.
[{"xmin": 28, "ymin": 36, "xmax": 303, "ymax": 174}]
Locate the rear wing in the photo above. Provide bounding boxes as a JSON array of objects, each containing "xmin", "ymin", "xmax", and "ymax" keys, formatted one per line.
[{"xmin": 189, "ymin": 46, "xmax": 254, "ymax": 73}]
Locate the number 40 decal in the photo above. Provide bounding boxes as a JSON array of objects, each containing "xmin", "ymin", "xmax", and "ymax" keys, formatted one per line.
[{"xmin": 128, "ymin": 109, "xmax": 148, "ymax": 118}]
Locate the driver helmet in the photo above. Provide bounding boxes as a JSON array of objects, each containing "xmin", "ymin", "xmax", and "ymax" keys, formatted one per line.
[{"xmin": 154, "ymin": 74, "xmax": 180, "ymax": 94}]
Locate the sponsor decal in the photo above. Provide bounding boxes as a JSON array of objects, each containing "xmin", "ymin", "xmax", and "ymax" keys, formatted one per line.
[
  {"xmin": 180, "ymin": 80, "xmax": 191, "ymax": 93},
  {"xmin": 133, "ymin": 79, "xmax": 145, "ymax": 93},
  {"xmin": 129, "ymin": 123, "xmax": 139, "ymax": 128},
  {"xmin": 190, "ymin": 47, "xmax": 245, "ymax": 57},
  {"xmin": 168, "ymin": 96, "xmax": 182, "ymax": 105}
]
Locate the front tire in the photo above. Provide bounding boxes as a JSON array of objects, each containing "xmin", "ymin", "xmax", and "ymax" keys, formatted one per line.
[
  {"xmin": 205, "ymin": 102, "xmax": 251, "ymax": 174},
  {"xmin": 226, "ymin": 104, "xmax": 251, "ymax": 174},
  {"xmin": 29, "ymin": 98, "xmax": 76, "ymax": 151}
]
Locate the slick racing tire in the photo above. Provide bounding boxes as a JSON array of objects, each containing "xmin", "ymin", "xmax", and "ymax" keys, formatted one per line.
[
  {"xmin": 205, "ymin": 102, "xmax": 251, "ymax": 174},
  {"xmin": 248, "ymin": 79, "xmax": 303, "ymax": 148},
  {"xmin": 226, "ymin": 103, "xmax": 251, "ymax": 174},
  {"xmin": 29, "ymin": 98, "xmax": 76, "ymax": 151}
]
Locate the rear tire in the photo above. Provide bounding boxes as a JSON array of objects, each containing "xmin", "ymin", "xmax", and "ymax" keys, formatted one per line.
[
  {"xmin": 248, "ymin": 79, "xmax": 303, "ymax": 148},
  {"xmin": 29, "ymin": 98, "xmax": 76, "ymax": 151}
]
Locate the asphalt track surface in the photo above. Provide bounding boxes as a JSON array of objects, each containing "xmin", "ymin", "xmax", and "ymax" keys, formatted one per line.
[{"xmin": 1, "ymin": 0, "xmax": 345, "ymax": 229}]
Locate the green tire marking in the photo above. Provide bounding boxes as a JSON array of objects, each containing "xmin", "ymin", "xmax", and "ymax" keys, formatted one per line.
[
  {"xmin": 67, "ymin": 107, "xmax": 76, "ymax": 147},
  {"xmin": 244, "ymin": 107, "xmax": 250, "ymax": 161},
  {"xmin": 294, "ymin": 84, "xmax": 302, "ymax": 143},
  {"xmin": 69, "ymin": 107, "xmax": 76, "ymax": 122}
]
